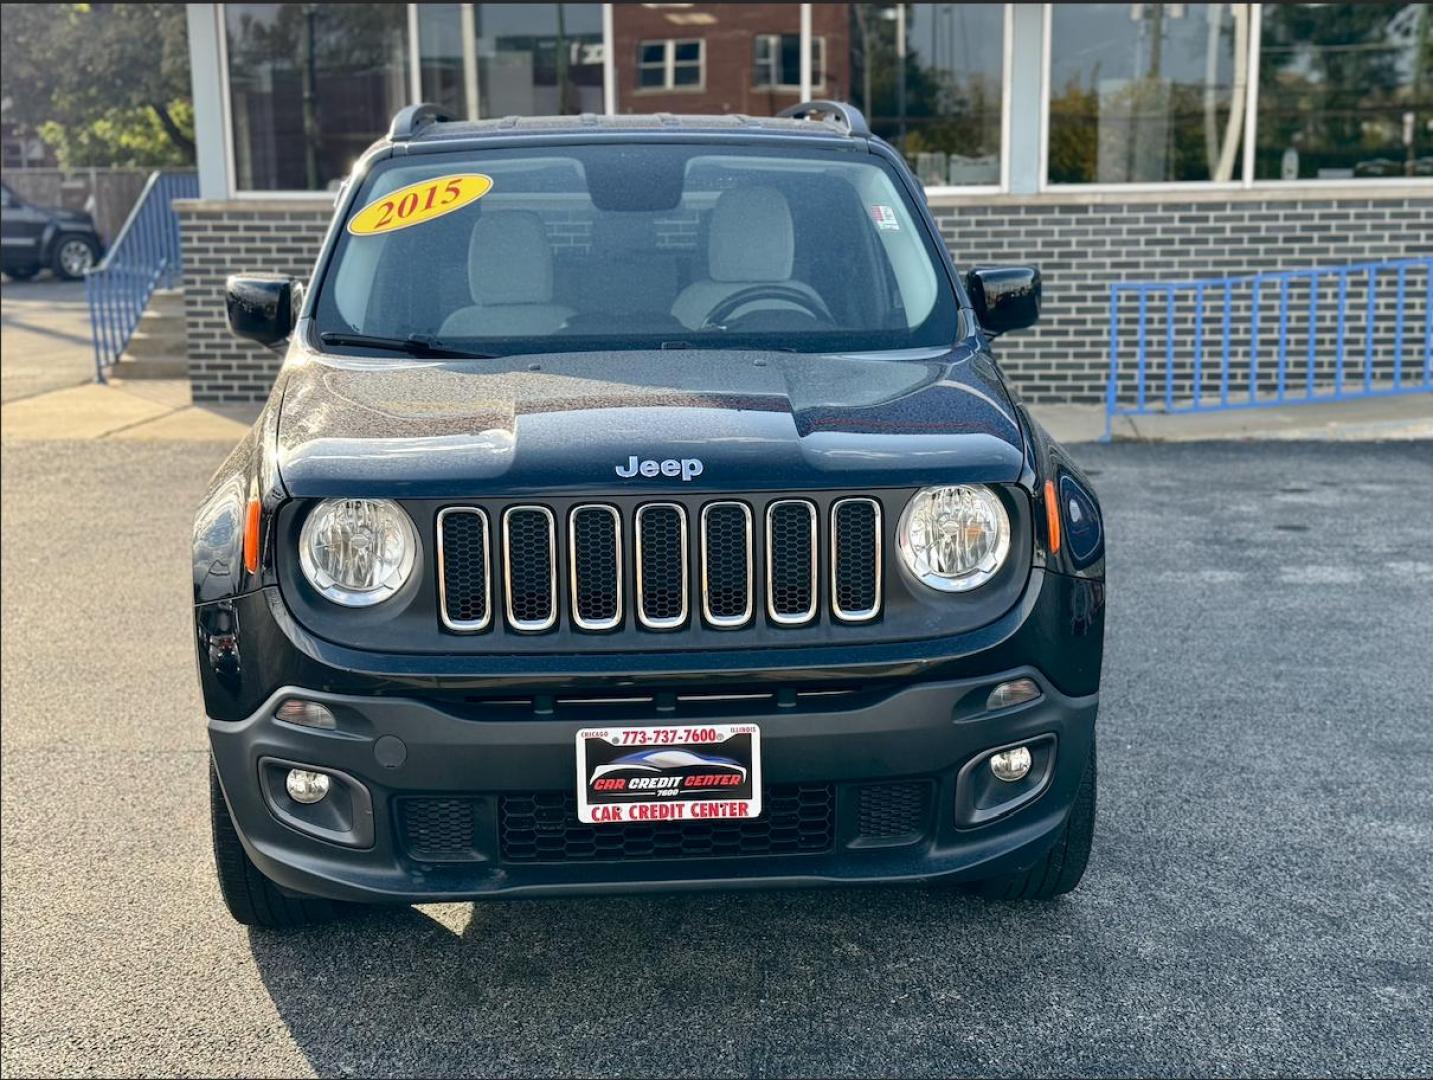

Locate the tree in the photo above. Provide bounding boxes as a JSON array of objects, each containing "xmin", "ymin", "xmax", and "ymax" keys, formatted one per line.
[{"xmin": 1, "ymin": 3, "xmax": 194, "ymax": 167}]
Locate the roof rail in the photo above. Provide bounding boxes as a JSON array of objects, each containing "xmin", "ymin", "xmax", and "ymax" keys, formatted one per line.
[
  {"xmin": 388, "ymin": 103, "xmax": 456, "ymax": 142},
  {"xmin": 776, "ymin": 100, "xmax": 870, "ymax": 137}
]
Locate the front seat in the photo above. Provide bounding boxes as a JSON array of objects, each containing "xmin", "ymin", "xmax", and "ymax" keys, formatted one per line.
[
  {"xmin": 440, "ymin": 210, "xmax": 574, "ymax": 337},
  {"xmin": 671, "ymin": 186, "xmax": 828, "ymax": 330}
]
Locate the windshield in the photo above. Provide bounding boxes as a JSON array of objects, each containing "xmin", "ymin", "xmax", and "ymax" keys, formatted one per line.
[{"xmin": 312, "ymin": 142, "xmax": 957, "ymax": 357}]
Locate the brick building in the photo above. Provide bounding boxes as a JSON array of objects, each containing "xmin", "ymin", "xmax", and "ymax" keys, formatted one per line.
[{"xmin": 179, "ymin": 3, "xmax": 1432, "ymax": 406}]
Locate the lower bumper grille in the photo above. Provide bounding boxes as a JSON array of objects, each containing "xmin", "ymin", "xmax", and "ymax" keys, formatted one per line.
[
  {"xmin": 499, "ymin": 785, "xmax": 835, "ymax": 863},
  {"xmin": 855, "ymin": 781, "xmax": 933, "ymax": 842},
  {"xmin": 399, "ymin": 781, "xmax": 928, "ymax": 864},
  {"xmin": 399, "ymin": 797, "xmax": 479, "ymax": 860}
]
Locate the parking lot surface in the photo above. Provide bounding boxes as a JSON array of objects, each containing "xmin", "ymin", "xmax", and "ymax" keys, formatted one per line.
[
  {"xmin": 0, "ymin": 279, "xmax": 94, "ymax": 403},
  {"xmin": 1, "ymin": 436, "xmax": 1430, "ymax": 1078}
]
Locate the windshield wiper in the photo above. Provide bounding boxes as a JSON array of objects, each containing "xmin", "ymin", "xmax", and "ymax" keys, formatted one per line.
[{"xmin": 318, "ymin": 332, "xmax": 495, "ymax": 360}]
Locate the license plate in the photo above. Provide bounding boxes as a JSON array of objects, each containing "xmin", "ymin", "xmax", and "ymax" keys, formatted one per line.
[{"xmin": 575, "ymin": 723, "xmax": 761, "ymax": 825}]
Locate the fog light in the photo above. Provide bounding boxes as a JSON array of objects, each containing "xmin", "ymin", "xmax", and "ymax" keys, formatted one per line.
[
  {"xmin": 989, "ymin": 746, "xmax": 1032, "ymax": 783},
  {"xmin": 285, "ymin": 769, "xmax": 331, "ymax": 804},
  {"xmin": 275, "ymin": 699, "xmax": 336, "ymax": 729},
  {"xmin": 987, "ymin": 678, "xmax": 1040, "ymax": 710}
]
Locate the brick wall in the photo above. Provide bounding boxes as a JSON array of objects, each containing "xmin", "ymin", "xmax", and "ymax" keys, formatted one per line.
[
  {"xmin": 175, "ymin": 200, "xmax": 332, "ymax": 404},
  {"xmin": 177, "ymin": 188, "xmax": 1432, "ymax": 406},
  {"xmin": 931, "ymin": 189, "xmax": 1433, "ymax": 404}
]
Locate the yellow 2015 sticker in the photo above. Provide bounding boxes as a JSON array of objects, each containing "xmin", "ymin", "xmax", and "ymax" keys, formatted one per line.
[{"xmin": 347, "ymin": 174, "xmax": 493, "ymax": 236}]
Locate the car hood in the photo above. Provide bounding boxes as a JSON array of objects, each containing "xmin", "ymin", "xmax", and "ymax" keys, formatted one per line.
[
  {"xmin": 47, "ymin": 206, "xmax": 92, "ymax": 225},
  {"xmin": 273, "ymin": 341, "xmax": 1026, "ymax": 498}
]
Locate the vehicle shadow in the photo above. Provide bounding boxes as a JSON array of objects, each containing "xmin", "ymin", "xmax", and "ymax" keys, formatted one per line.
[{"xmin": 248, "ymin": 881, "xmax": 1101, "ymax": 1077}]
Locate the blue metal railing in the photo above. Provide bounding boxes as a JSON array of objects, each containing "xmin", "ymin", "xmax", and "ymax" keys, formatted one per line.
[
  {"xmin": 1105, "ymin": 257, "xmax": 1433, "ymax": 439},
  {"xmin": 85, "ymin": 170, "xmax": 198, "ymax": 382}
]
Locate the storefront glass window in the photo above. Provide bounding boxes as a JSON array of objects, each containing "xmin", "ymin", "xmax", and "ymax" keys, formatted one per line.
[
  {"xmin": 224, "ymin": 3, "xmax": 410, "ymax": 191},
  {"xmin": 418, "ymin": 4, "xmax": 468, "ymax": 119},
  {"xmin": 473, "ymin": 3, "xmax": 605, "ymax": 117},
  {"xmin": 1047, "ymin": 3, "xmax": 1250, "ymax": 185},
  {"xmin": 832, "ymin": 4, "xmax": 1004, "ymax": 187},
  {"xmin": 1256, "ymin": 3, "xmax": 1431, "ymax": 180}
]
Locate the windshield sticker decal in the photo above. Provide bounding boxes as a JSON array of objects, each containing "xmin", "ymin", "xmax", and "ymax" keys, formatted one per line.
[
  {"xmin": 869, "ymin": 204, "xmax": 900, "ymax": 231},
  {"xmin": 348, "ymin": 174, "xmax": 493, "ymax": 236}
]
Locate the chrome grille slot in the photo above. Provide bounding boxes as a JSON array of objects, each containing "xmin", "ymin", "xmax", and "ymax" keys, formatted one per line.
[
  {"xmin": 568, "ymin": 505, "xmax": 622, "ymax": 631},
  {"xmin": 831, "ymin": 497, "xmax": 882, "ymax": 622},
  {"xmin": 766, "ymin": 499, "xmax": 817, "ymax": 625},
  {"xmin": 635, "ymin": 503, "xmax": 688, "ymax": 630},
  {"xmin": 437, "ymin": 507, "xmax": 491, "ymax": 632},
  {"xmin": 434, "ymin": 494, "xmax": 895, "ymax": 642},
  {"xmin": 503, "ymin": 506, "xmax": 557, "ymax": 632},
  {"xmin": 700, "ymin": 502, "xmax": 753, "ymax": 627}
]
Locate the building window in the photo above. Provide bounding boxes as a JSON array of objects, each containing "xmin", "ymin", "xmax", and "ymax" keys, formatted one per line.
[
  {"xmin": 843, "ymin": 3, "xmax": 1005, "ymax": 187},
  {"xmin": 417, "ymin": 4, "xmax": 468, "ymax": 119},
  {"xmin": 475, "ymin": 3, "xmax": 606, "ymax": 117},
  {"xmin": 637, "ymin": 39, "xmax": 704, "ymax": 91},
  {"xmin": 223, "ymin": 3, "xmax": 410, "ymax": 192},
  {"xmin": 1047, "ymin": 3, "xmax": 1251, "ymax": 185},
  {"xmin": 753, "ymin": 33, "xmax": 825, "ymax": 90},
  {"xmin": 1256, "ymin": 3, "xmax": 1432, "ymax": 181}
]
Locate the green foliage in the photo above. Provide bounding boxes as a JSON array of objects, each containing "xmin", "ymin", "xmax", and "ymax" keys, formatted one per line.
[{"xmin": 1, "ymin": 2, "xmax": 194, "ymax": 167}]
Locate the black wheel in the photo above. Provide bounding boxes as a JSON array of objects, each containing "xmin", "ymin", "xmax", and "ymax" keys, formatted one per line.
[
  {"xmin": 210, "ymin": 761, "xmax": 349, "ymax": 928},
  {"xmin": 966, "ymin": 738, "xmax": 1096, "ymax": 901},
  {"xmin": 4, "ymin": 265, "xmax": 39, "ymax": 281},
  {"xmin": 51, "ymin": 234, "xmax": 98, "ymax": 279}
]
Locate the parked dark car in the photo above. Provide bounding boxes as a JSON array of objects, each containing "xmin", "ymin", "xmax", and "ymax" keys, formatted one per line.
[
  {"xmin": 0, "ymin": 181, "xmax": 103, "ymax": 280},
  {"xmin": 196, "ymin": 102, "xmax": 1105, "ymax": 928}
]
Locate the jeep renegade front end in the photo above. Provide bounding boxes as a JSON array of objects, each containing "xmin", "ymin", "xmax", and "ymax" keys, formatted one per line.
[{"xmin": 196, "ymin": 103, "xmax": 1104, "ymax": 927}]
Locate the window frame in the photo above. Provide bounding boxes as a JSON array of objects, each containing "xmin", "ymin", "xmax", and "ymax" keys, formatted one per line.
[
  {"xmin": 753, "ymin": 33, "xmax": 826, "ymax": 92},
  {"xmin": 634, "ymin": 37, "xmax": 707, "ymax": 94},
  {"xmin": 1037, "ymin": 1, "xmax": 1431, "ymax": 193}
]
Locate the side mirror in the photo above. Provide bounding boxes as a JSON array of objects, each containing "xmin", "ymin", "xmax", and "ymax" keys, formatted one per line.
[
  {"xmin": 225, "ymin": 274, "xmax": 302, "ymax": 351},
  {"xmin": 966, "ymin": 266, "xmax": 1041, "ymax": 336}
]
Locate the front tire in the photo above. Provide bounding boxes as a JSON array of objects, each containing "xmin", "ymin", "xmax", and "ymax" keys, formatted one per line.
[
  {"xmin": 209, "ymin": 761, "xmax": 349, "ymax": 928},
  {"xmin": 51, "ymin": 234, "xmax": 98, "ymax": 280},
  {"xmin": 966, "ymin": 737, "xmax": 1096, "ymax": 901}
]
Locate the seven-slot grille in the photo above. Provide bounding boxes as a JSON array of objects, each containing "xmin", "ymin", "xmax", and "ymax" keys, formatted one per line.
[{"xmin": 437, "ymin": 496, "xmax": 884, "ymax": 634}]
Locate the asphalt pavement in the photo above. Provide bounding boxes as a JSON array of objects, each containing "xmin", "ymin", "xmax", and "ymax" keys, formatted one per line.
[
  {"xmin": 0, "ymin": 278, "xmax": 95, "ymax": 404},
  {"xmin": 2, "ymin": 436, "xmax": 1431, "ymax": 1078}
]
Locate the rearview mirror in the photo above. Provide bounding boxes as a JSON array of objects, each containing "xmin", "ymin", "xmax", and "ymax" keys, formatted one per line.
[
  {"xmin": 226, "ymin": 274, "xmax": 302, "ymax": 351},
  {"xmin": 966, "ymin": 266, "xmax": 1041, "ymax": 336}
]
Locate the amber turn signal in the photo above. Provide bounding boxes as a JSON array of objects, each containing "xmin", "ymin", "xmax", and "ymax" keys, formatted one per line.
[
  {"xmin": 1043, "ymin": 479, "xmax": 1061, "ymax": 555},
  {"xmin": 243, "ymin": 497, "xmax": 261, "ymax": 574}
]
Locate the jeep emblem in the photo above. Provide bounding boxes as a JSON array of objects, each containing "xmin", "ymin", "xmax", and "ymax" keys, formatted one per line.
[{"xmin": 615, "ymin": 456, "xmax": 704, "ymax": 482}]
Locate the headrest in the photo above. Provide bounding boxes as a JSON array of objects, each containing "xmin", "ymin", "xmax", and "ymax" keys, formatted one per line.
[
  {"xmin": 467, "ymin": 210, "xmax": 554, "ymax": 305},
  {"xmin": 707, "ymin": 187, "xmax": 794, "ymax": 283}
]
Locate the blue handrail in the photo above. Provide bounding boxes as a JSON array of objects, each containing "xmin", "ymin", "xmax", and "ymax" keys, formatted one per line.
[
  {"xmin": 84, "ymin": 170, "xmax": 198, "ymax": 383},
  {"xmin": 1105, "ymin": 257, "xmax": 1433, "ymax": 439}
]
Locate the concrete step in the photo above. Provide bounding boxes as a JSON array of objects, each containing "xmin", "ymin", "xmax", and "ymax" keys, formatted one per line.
[
  {"xmin": 138, "ymin": 308, "xmax": 185, "ymax": 335},
  {"xmin": 115, "ymin": 352, "xmax": 189, "ymax": 380},
  {"xmin": 147, "ymin": 288, "xmax": 186, "ymax": 318},
  {"xmin": 124, "ymin": 327, "xmax": 187, "ymax": 359}
]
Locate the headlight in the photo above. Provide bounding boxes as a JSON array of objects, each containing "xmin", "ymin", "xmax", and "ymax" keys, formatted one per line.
[
  {"xmin": 299, "ymin": 498, "xmax": 417, "ymax": 606},
  {"xmin": 897, "ymin": 485, "xmax": 1010, "ymax": 592}
]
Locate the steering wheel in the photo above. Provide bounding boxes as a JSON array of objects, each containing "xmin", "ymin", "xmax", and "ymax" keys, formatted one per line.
[{"xmin": 700, "ymin": 284, "xmax": 829, "ymax": 329}]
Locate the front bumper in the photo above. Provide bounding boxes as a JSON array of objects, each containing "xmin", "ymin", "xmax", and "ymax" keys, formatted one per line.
[{"xmin": 209, "ymin": 670, "xmax": 1097, "ymax": 903}]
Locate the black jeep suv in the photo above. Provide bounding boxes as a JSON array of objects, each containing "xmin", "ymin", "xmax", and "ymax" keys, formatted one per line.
[
  {"xmin": 197, "ymin": 102, "xmax": 1105, "ymax": 928},
  {"xmin": 1, "ymin": 181, "xmax": 103, "ymax": 280}
]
